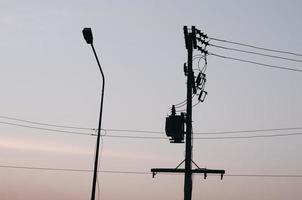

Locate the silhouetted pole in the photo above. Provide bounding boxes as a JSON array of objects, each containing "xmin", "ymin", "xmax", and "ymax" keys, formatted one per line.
[
  {"xmin": 150, "ymin": 26, "xmax": 225, "ymax": 200},
  {"xmin": 184, "ymin": 31, "xmax": 193, "ymax": 200},
  {"xmin": 82, "ymin": 28, "xmax": 105, "ymax": 200}
]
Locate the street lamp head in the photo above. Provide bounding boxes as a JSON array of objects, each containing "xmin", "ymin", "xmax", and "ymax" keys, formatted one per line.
[{"xmin": 82, "ymin": 27, "xmax": 93, "ymax": 44}]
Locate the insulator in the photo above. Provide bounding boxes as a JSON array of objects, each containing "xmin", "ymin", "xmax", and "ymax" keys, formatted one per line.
[
  {"xmin": 171, "ymin": 105, "xmax": 176, "ymax": 116},
  {"xmin": 192, "ymin": 26, "xmax": 197, "ymax": 49},
  {"xmin": 183, "ymin": 63, "xmax": 188, "ymax": 76},
  {"xmin": 183, "ymin": 26, "xmax": 189, "ymax": 50},
  {"xmin": 196, "ymin": 72, "xmax": 206, "ymax": 87},
  {"xmin": 198, "ymin": 91, "xmax": 208, "ymax": 102}
]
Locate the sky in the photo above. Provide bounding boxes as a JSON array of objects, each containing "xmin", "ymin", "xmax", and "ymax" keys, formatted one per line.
[{"xmin": 0, "ymin": 0, "xmax": 302, "ymax": 199}]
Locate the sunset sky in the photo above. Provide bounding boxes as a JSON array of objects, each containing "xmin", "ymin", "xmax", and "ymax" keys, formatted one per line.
[{"xmin": 1, "ymin": 0, "xmax": 302, "ymax": 199}]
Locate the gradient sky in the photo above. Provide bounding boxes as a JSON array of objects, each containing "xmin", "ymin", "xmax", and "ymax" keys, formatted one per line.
[{"xmin": 1, "ymin": 0, "xmax": 302, "ymax": 199}]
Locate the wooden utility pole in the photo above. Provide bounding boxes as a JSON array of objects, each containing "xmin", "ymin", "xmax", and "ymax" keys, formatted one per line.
[
  {"xmin": 184, "ymin": 27, "xmax": 193, "ymax": 200},
  {"xmin": 151, "ymin": 26, "xmax": 225, "ymax": 200}
]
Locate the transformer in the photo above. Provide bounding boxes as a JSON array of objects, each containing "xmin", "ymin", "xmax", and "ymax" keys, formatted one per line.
[{"xmin": 165, "ymin": 106, "xmax": 185, "ymax": 143}]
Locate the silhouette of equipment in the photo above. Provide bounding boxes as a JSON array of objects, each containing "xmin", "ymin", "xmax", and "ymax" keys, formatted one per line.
[
  {"xmin": 151, "ymin": 168, "xmax": 225, "ymax": 180},
  {"xmin": 151, "ymin": 26, "xmax": 225, "ymax": 200},
  {"xmin": 165, "ymin": 105, "xmax": 185, "ymax": 143}
]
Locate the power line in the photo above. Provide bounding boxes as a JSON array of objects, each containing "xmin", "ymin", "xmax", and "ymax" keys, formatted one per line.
[
  {"xmin": 177, "ymin": 100, "xmax": 201, "ymax": 112},
  {"xmin": 0, "ymin": 115, "xmax": 94, "ymax": 131},
  {"xmin": 210, "ymin": 53, "xmax": 302, "ymax": 73},
  {"xmin": 2, "ymin": 115, "xmax": 302, "ymax": 136},
  {"xmin": 197, "ymin": 127, "xmax": 302, "ymax": 135},
  {"xmin": 210, "ymin": 44, "xmax": 302, "ymax": 63},
  {"xmin": 0, "ymin": 165, "xmax": 91, "ymax": 172},
  {"xmin": 0, "ymin": 116, "xmax": 163, "ymax": 134},
  {"xmin": 225, "ymin": 174, "xmax": 302, "ymax": 178},
  {"xmin": 174, "ymin": 94, "xmax": 196, "ymax": 109},
  {"xmin": 1, "ymin": 165, "xmax": 302, "ymax": 178},
  {"xmin": 3, "ymin": 119, "xmax": 302, "ymax": 140},
  {"xmin": 102, "ymin": 132, "xmax": 302, "ymax": 140},
  {"xmin": 104, "ymin": 128, "xmax": 162, "ymax": 134},
  {"xmin": 0, "ymin": 165, "xmax": 148, "ymax": 174},
  {"xmin": 193, "ymin": 132, "xmax": 302, "ymax": 140},
  {"xmin": 208, "ymin": 37, "xmax": 302, "ymax": 57},
  {"xmin": 174, "ymin": 99, "xmax": 187, "ymax": 107},
  {"xmin": 102, "ymin": 135, "xmax": 164, "ymax": 139},
  {"xmin": 2, "ymin": 118, "xmax": 302, "ymax": 140},
  {"xmin": 0, "ymin": 121, "xmax": 94, "ymax": 136}
]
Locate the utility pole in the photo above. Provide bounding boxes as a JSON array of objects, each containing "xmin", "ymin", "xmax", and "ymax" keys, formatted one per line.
[
  {"xmin": 151, "ymin": 26, "xmax": 225, "ymax": 200},
  {"xmin": 184, "ymin": 26, "xmax": 193, "ymax": 200}
]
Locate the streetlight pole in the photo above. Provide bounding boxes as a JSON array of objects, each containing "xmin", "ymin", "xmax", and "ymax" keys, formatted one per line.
[{"xmin": 82, "ymin": 28, "xmax": 105, "ymax": 200}]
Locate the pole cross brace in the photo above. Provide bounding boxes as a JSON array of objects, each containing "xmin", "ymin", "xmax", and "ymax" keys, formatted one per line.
[{"xmin": 151, "ymin": 168, "xmax": 225, "ymax": 180}]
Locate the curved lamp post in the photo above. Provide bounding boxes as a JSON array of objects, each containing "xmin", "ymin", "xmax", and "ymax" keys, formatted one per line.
[{"xmin": 82, "ymin": 27, "xmax": 105, "ymax": 200}]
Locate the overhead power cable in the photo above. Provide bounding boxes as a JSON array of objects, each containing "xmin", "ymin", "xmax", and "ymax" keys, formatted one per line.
[
  {"xmin": 3, "ymin": 119, "xmax": 302, "ymax": 139},
  {"xmin": 104, "ymin": 127, "xmax": 302, "ymax": 136},
  {"xmin": 103, "ymin": 128, "xmax": 162, "ymax": 134},
  {"xmin": 208, "ymin": 37, "xmax": 302, "ymax": 57},
  {"xmin": 210, "ymin": 44, "xmax": 302, "ymax": 63},
  {"xmin": 225, "ymin": 174, "xmax": 302, "ymax": 178},
  {"xmin": 193, "ymin": 132, "xmax": 302, "ymax": 140},
  {"xmin": 1, "ymin": 165, "xmax": 302, "ymax": 178},
  {"xmin": 198, "ymin": 127, "xmax": 302, "ymax": 135},
  {"xmin": 0, "ymin": 165, "xmax": 148, "ymax": 174},
  {"xmin": 174, "ymin": 94, "xmax": 196, "ymax": 109},
  {"xmin": 0, "ymin": 115, "xmax": 93, "ymax": 130},
  {"xmin": 210, "ymin": 53, "xmax": 302, "ymax": 73},
  {"xmin": 103, "ymin": 132, "xmax": 302, "ymax": 140},
  {"xmin": 177, "ymin": 101, "xmax": 201, "ymax": 112},
  {"xmin": 1, "ymin": 116, "xmax": 302, "ymax": 139},
  {"xmin": 174, "ymin": 99, "xmax": 187, "ymax": 107},
  {"xmin": 2, "ymin": 116, "xmax": 302, "ymax": 135},
  {"xmin": 0, "ymin": 121, "xmax": 94, "ymax": 136}
]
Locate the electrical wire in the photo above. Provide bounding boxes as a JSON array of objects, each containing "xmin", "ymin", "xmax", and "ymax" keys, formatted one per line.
[
  {"xmin": 2, "ymin": 117, "xmax": 302, "ymax": 138},
  {"xmin": 0, "ymin": 115, "xmax": 94, "ymax": 130},
  {"xmin": 225, "ymin": 174, "xmax": 302, "ymax": 178},
  {"xmin": 174, "ymin": 99, "xmax": 187, "ymax": 107},
  {"xmin": 103, "ymin": 128, "xmax": 162, "ymax": 134},
  {"xmin": 174, "ymin": 94, "xmax": 196, "ymax": 109},
  {"xmin": 210, "ymin": 44, "xmax": 302, "ymax": 63},
  {"xmin": 197, "ymin": 56, "xmax": 205, "ymax": 71},
  {"xmin": 104, "ymin": 127, "xmax": 302, "ymax": 136},
  {"xmin": 101, "ymin": 132, "xmax": 302, "ymax": 140},
  {"xmin": 0, "ymin": 121, "xmax": 94, "ymax": 136},
  {"xmin": 197, "ymin": 127, "xmax": 302, "ymax": 135},
  {"xmin": 174, "ymin": 100, "xmax": 187, "ymax": 109},
  {"xmin": 0, "ymin": 165, "xmax": 148, "ymax": 174},
  {"xmin": 192, "ymin": 101, "xmax": 201, "ymax": 108},
  {"xmin": 175, "ymin": 56, "xmax": 206, "ymax": 109},
  {"xmin": 0, "ymin": 165, "xmax": 302, "ymax": 178},
  {"xmin": 193, "ymin": 132, "xmax": 302, "ymax": 140},
  {"xmin": 102, "ymin": 135, "xmax": 165, "ymax": 139},
  {"xmin": 177, "ymin": 100, "xmax": 201, "ymax": 112},
  {"xmin": 210, "ymin": 53, "xmax": 302, "ymax": 73},
  {"xmin": 208, "ymin": 37, "xmax": 302, "ymax": 57},
  {"xmin": 193, "ymin": 54, "xmax": 205, "ymax": 59},
  {"xmin": 201, "ymin": 63, "xmax": 208, "ymax": 74}
]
